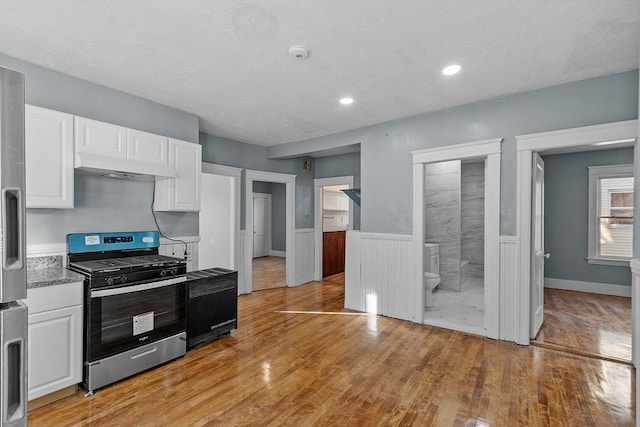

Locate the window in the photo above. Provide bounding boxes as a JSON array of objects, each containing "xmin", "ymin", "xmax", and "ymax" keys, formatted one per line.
[{"xmin": 588, "ymin": 164, "xmax": 634, "ymax": 265}]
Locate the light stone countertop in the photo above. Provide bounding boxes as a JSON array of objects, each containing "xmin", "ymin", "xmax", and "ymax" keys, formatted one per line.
[{"xmin": 26, "ymin": 255, "xmax": 85, "ymax": 289}]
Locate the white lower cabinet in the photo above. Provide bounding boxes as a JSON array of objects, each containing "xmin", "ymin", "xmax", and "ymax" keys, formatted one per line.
[{"xmin": 24, "ymin": 282, "xmax": 83, "ymax": 401}]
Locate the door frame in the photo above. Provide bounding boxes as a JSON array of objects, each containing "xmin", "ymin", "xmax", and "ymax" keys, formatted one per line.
[
  {"xmin": 201, "ymin": 162, "xmax": 241, "ymax": 273},
  {"xmin": 514, "ymin": 120, "xmax": 638, "ymax": 354},
  {"xmin": 245, "ymin": 169, "xmax": 296, "ymax": 291},
  {"xmin": 412, "ymin": 138, "xmax": 502, "ymax": 339},
  {"xmin": 313, "ymin": 176, "xmax": 354, "ymax": 281},
  {"xmin": 252, "ymin": 192, "xmax": 272, "ymax": 258}
]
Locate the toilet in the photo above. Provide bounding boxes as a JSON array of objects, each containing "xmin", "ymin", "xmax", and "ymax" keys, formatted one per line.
[{"xmin": 424, "ymin": 243, "xmax": 441, "ymax": 308}]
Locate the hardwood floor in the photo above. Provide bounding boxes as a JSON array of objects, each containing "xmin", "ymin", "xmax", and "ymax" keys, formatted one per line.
[
  {"xmin": 252, "ymin": 256, "xmax": 286, "ymax": 291},
  {"xmin": 532, "ymin": 288, "xmax": 632, "ymax": 363},
  {"xmin": 29, "ymin": 278, "xmax": 635, "ymax": 426}
]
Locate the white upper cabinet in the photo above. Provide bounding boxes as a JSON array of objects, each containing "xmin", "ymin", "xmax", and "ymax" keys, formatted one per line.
[
  {"xmin": 25, "ymin": 105, "xmax": 74, "ymax": 208},
  {"xmin": 74, "ymin": 116, "xmax": 127, "ymax": 158},
  {"xmin": 154, "ymin": 139, "xmax": 201, "ymax": 211},
  {"xmin": 126, "ymin": 129, "xmax": 170, "ymax": 166}
]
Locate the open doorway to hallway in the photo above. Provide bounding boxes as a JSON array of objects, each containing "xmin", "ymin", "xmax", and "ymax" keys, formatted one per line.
[{"xmin": 252, "ymin": 181, "xmax": 286, "ymax": 291}]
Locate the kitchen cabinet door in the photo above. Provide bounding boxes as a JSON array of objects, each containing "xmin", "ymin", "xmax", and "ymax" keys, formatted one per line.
[
  {"xmin": 126, "ymin": 129, "xmax": 169, "ymax": 166},
  {"xmin": 25, "ymin": 105, "xmax": 74, "ymax": 208},
  {"xmin": 75, "ymin": 116, "xmax": 127, "ymax": 158},
  {"xmin": 27, "ymin": 304, "xmax": 82, "ymax": 400},
  {"xmin": 154, "ymin": 139, "xmax": 201, "ymax": 211}
]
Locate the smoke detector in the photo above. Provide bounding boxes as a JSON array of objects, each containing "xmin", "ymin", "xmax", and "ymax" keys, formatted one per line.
[{"xmin": 289, "ymin": 45, "xmax": 309, "ymax": 60}]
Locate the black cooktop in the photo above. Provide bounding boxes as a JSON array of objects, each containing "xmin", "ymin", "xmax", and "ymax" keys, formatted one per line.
[{"xmin": 70, "ymin": 254, "xmax": 184, "ymax": 274}]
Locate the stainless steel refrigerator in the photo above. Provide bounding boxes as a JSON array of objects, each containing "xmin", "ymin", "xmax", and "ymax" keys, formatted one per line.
[{"xmin": 0, "ymin": 67, "xmax": 27, "ymax": 426}]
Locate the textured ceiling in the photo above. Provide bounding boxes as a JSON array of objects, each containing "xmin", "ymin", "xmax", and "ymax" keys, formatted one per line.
[{"xmin": 0, "ymin": 0, "xmax": 638, "ymax": 147}]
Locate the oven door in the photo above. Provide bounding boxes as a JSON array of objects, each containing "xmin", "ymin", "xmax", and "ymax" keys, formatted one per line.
[{"xmin": 87, "ymin": 276, "xmax": 186, "ymax": 362}]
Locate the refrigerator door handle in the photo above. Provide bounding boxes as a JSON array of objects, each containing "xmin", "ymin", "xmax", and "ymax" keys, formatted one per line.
[
  {"xmin": 3, "ymin": 338, "xmax": 25, "ymax": 424},
  {"xmin": 2, "ymin": 188, "xmax": 24, "ymax": 271}
]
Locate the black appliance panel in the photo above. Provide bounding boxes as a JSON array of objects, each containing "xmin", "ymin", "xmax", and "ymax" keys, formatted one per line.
[{"xmin": 186, "ymin": 268, "xmax": 238, "ymax": 349}]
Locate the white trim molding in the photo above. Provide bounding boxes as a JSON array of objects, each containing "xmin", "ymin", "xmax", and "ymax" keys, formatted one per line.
[
  {"xmin": 268, "ymin": 250, "xmax": 286, "ymax": 257},
  {"xmin": 314, "ymin": 175, "xmax": 355, "ymax": 281},
  {"xmin": 544, "ymin": 278, "xmax": 631, "ymax": 297},
  {"xmin": 412, "ymin": 138, "xmax": 502, "ymax": 339},
  {"xmin": 245, "ymin": 169, "xmax": 297, "ymax": 288},
  {"xmin": 201, "ymin": 162, "xmax": 242, "ymax": 178},
  {"xmin": 587, "ymin": 164, "xmax": 634, "ymax": 266},
  {"xmin": 411, "ymin": 138, "xmax": 502, "ymax": 164},
  {"xmin": 515, "ymin": 119, "xmax": 638, "ymax": 346},
  {"xmin": 630, "ymin": 258, "xmax": 640, "ymax": 369}
]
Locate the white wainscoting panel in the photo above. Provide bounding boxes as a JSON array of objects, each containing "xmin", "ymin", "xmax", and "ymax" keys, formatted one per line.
[
  {"xmin": 158, "ymin": 236, "xmax": 199, "ymax": 272},
  {"xmin": 345, "ymin": 231, "xmax": 364, "ymax": 312},
  {"xmin": 238, "ymin": 230, "xmax": 248, "ymax": 295},
  {"xmin": 499, "ymin": 236, "xmax": 517, "ymax": 342},
  {"xmin": 631, "ymin": 258, "xmax": 639, "ymax": 370},
  {"xmin": 360, "ymin": 233, "xmax": 417, "ymax": 322},
  {"xmin": 294, "ymin": 229, "xmax": 315, "ymax": 286}
]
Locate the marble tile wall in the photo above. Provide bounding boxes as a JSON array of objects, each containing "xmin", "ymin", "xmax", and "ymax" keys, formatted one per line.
[
  {"xmin": 461, "ymin": 161, "xmax": 485, "ymax": 279},
  {"xmin": 424, "ymin": 160, "xmax": 461, "ymax": 291}
]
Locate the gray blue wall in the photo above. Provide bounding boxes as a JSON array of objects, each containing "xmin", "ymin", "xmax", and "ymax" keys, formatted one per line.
[
  {"xmin": 0, "ymin": 54, "xmax": 200, "ymax": 244},
  {"xmin": 200, "ymin": 132, "xmax": 314, "ymax": 231},
  {"xmin": 315, "ymin": 152, "xmax": 361, "ymax": 230},
  {"xmin": 270, "ymin": 71, "xmax": 639, "ymax": 236},
  {"xmin": 542, "ymin": 148, "xmax": 633, "ymax": 286}
]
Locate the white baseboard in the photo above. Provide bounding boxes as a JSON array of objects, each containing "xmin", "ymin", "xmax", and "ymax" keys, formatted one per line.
[
  {"xmin": 544, "ymin": 277, "xmax": 631, "ymax": 297},
  {"xmin": 268, "ymin": 250, "xmax": 286, "ymax": 257},
  {"xmin": 422, "ymin": 318, "xmax": 486, "ymax": 337}
]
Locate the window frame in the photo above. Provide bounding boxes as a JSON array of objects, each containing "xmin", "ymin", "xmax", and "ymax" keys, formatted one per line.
[{"xmin": 587, "ymin": 163, "xmax": 634, "ymax": 266}]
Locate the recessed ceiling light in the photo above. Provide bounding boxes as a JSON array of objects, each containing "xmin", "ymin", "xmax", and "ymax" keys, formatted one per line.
[
  {"xmin": 339, "ymin": 97, "xmax": 354, "ymax": 105},
  {"xmin": 442, "ymin": 64, "xmax": 461, "ymax": 76}
]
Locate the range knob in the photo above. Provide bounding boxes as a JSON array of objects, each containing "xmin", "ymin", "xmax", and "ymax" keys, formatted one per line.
[
  {"xmin": 105, "ymin": 276, "xmax": 114, "ymax": 286},
  {"xmin": 120, "ymin": 274, "xmax": 127, "ymax": 284}
]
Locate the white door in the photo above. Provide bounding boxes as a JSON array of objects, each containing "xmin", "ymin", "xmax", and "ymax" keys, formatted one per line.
[
  {"xmin": 199, "ymin": 173, "xmax": 234, "ymax": 270},
  {"xmin": 530, "ymin": 153, "xmax": 545, "ymax": 339},
  {"xmin": 253, "ymin": 194, "xmax": 270, "ymax": 258}
]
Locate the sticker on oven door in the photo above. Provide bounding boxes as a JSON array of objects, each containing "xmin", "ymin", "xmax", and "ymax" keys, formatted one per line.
[
  {"xmin": 85, "ymin": 235, "xmax": 100, "ymax": 245},
  {"xmin": 133, "ymin": 312, "xmax": 154, "ymax": 336}
]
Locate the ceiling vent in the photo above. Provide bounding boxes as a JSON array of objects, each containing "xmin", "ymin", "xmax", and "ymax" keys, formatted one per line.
[{"xmin": 289, "ymin": 45, "xmax": 309, "ymax": 60}]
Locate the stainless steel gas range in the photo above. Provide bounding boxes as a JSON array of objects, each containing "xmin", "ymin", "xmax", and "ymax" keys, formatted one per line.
[{"xmin": 67, "ymin": 231, "xmax": 187, "ymax": 394}]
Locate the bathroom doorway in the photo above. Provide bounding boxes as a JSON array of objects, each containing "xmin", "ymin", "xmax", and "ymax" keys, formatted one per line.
[
  {"xmin": 412, "ymin": 138, "xmax": 502, "ymax": 339},
  {"xmin": 422, "ymin": 159, "xmax": 486, "ymax": 334}
]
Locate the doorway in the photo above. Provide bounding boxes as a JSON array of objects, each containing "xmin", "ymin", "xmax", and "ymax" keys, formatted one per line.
[
  {"xmin": 514, "ymin": 119, "xmax": 637, "ymax": 368},
  {"xmin": 412, "ymin": 138, "xmax": 501, "ymax": 339},
  {"xmin": 244, "ymin": 169, "xmax": 297, "ymax": 294},
  {"xmin": 313, "ymin": 176, "xmax": 354, "ymax": 281}
]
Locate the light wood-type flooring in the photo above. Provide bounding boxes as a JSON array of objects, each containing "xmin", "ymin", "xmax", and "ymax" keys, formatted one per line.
[
  {"xmin": 532, "ymin": 288, "xmax": 632, "ymax": 363},
  {"xmin": 29, "ymin": 277, "xmax": 635, "ymax": 426},
  {"xmin": 252, "ymin": 256, "xmax": 286, "ymax": 291}
]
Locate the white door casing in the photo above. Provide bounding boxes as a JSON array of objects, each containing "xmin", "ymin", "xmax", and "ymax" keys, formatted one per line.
[
  {"xmin": 313, "ymin": 176, "xmax": 354, "ymax": 281},
  {"xmin": 412, "ymin": 138, "xmax": 502, "ymax": 338},
  {"xmin": 252, "ymin": 193, "xmax": 271, "ymax": 258},
  {"xmin": 515, "ymin": 119, "xmax": 637, "ymax": 346},
  {"xmin": 530, "ymin": 153, "xmax": 545, "ymax": 338}
]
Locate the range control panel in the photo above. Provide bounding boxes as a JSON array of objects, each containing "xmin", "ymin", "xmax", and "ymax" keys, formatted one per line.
[{"xmin": 68, "ymin": 231, "xmax": 159, "ymax": 253}]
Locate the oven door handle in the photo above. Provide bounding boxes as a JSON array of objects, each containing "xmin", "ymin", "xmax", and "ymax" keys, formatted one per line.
[{"xmin": 90, "ymin": 276, "xmax": 186, "ymax": 298}]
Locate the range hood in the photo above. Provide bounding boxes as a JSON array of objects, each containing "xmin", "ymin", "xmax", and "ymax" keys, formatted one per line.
[{"xmin": 75, "ymin": 152, "xmax": 176, "ymax": 181}]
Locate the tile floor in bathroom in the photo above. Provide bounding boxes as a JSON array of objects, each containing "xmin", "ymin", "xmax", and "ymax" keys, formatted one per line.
[{"xmin": 423, "ymin": 277, "xmax": 484, "ymax": 334}]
